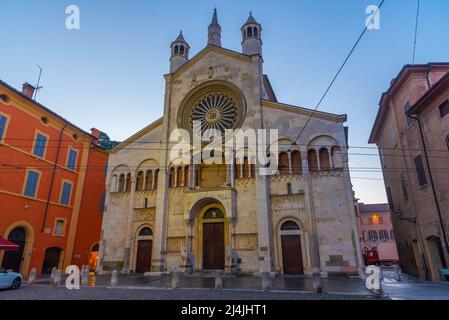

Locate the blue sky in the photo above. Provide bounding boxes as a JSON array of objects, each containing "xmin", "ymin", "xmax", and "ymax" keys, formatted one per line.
[{"xmin": 1, "ymin": 0, "xmax": 449, "ymax": 203}]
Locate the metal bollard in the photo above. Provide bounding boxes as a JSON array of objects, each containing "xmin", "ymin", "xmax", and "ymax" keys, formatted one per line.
[
  {"xmin": 215, "ymin": 270, "xmax": 224, "ymax": 289},
  {"xmin": 172, "ymin": 271, "xmax": 181, "ymax": 289},
  {"xmin": 81, "ymin": 267, "xmax": 89, "ymax": 287},
  {"xmin": 312, "ymin": 272, "xmax": 322, "ymax": 294},
  {"xmin": 28, "ymin": 268, "xmax": 37, "ymax": 284},
  {"xmin": 261, "ymin": 272, "xmax": 272, "ymax": 291},
  {"xmin": 110, "ymin": 270, "xmax": 119, "ymax": 288},
  {"xmin": 54, "ymin": 269, "xmax": 62, "ymax": 286},
  {"xmin": 50, "ymin": 266, "xmax": 57, "ymax": 282},
  {"xmin": 393, "ymin": 265, "xmax": 401, "ymax": 281}
]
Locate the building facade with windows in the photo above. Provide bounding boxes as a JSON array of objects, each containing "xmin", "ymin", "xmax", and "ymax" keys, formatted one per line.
[
  {"xmin": 369, "ymin": 63, "xmax": 449, "ymax": 280},
  {"xmin": 97, "ymin": 11, "xmax": 362, "ymax": 277},
  {"xmin": 356, "ymin": 203, "xmax": 399, "ymax": 265},
  {"xmin": 0, "ymin": 80, "xmax": 108, "ymax": 276}
]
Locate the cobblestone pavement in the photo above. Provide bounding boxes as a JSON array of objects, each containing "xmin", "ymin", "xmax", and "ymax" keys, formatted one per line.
[
  {"xmin": 0, "ymin": 285, "xmax": 381, "ymax": 300},
  {"xmin": 381, "ymin": 271, "xmax": 449, "ymax": 300},
  {"xmin": 0, "ymin": 273, "xmax": 382, "ymax": 300},
  {"xmin": 30, "ymin": 273, "xmax": 372, "ymax": 295}
]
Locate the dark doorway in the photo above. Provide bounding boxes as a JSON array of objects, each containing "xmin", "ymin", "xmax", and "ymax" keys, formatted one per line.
[
  {"xmin": 1, "ymin": 227, "xmax": 26, "ymax": 272},
  {"xmin": 280, "ymin": 221, "xmax": 304, "ymax": 274},
  {"xmin": 41, "ymin": 247, "xmax": 62, "ymax": 274},
  {"xmin": 281, "ymin": 235, "xmax": 304, "ymax": 274},
  {"xmin": 203, "ymin": 222, "xmax": 225, "ymax": 270},
  {"xmin": 135, "ymin": 240, "xmax": 152, "ymax": 273}
]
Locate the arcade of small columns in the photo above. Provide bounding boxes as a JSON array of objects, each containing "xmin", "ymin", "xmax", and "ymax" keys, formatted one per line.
[{"xmin": 109, "ymin": 144, "xmax": 343, "ymax": 193}]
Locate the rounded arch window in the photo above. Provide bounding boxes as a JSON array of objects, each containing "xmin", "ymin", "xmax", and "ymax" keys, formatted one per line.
[
  {"xmin": 180, "ymin": 45, "xmax": 184, "ymax": 55},
  {"xmin": 203, "ymin": 207, "xmax": 224, "ymax": 219},
  {"xmin": 139, "ymin": 227, "xmax": 153, "ymax": 236},
  {"xmin": 281, "ymin": 221, "xmax": 300, "ymax": 231}
]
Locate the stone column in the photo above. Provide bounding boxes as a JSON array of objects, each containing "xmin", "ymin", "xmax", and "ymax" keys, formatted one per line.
[
  {"xmin": 122, "ymin": 175, "xmax": 136, "ymax": 273},
  {"xmin": 301, "ymin": 148, "xmax": 321, "ymax": 275},
  {"xmin": 327, "ymin": 147, "xmax": 333, "ymax": 169},
  {"xmin": 151, "ymin": 75, "xmax": 173, "ymax": 274},
  {"xmin": 152, "ymin": 170, "xmax": 156, "ymax": 190},
  {"xmin": 287, "ymin": 151, "xmax": 293, "ymax": 174},
  {"xmin": 315, "ymin": 148, "xmax": 321, "ymax": 171}
]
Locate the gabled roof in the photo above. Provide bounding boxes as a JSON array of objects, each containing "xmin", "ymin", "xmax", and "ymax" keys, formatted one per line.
[
  {"xmin": 358, "ymin": 203, "xmax": 391, "ymax": 213},
  {"xmin": 368, "ymin": 63, "xmax": 449, "ymax": 144},
  {"xmin": 408, "ymin": 71, "xmax": 449, "ymax": 115},
  {"xmin": 261, "ymin": 100, "xmax": 347, "ymax": 122},
  {"xmin": 0, "ymin": 79, "xmax": 95, "ymax": 139},
  {"xmin": 110, "ymin": 117, "xmax": 163, "ymax": 153},
  {"xmin": 168, "ymin": 45, "xmax": 256, "ymax": 77}
]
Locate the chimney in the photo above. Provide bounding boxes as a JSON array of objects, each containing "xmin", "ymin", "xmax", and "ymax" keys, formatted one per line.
[
  {"xmin": 22, "ymin": 82, "xmax": 35, "ymax": 99},
  {"xmin": 91, "ymin": 128, "xmax": 101, "ymax": 145}
]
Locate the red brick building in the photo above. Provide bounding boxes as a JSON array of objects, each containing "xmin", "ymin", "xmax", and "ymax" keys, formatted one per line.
[{"xmin": 0, "ymin": 80, "xmax": 108, "ymax": 276}]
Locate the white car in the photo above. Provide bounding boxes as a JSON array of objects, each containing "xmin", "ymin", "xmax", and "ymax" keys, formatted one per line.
[{"xmin": 0, "ymin": 267, "xmax": 22, "ymax": 289}]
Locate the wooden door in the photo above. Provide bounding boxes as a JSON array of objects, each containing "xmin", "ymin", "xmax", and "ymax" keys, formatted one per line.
[
  {"xmin": 203, "ymin": 223, "xmax": 225, "ymax": 270},
  {"xmin": 136, "ymin": 240, "xmax": 152, "ymax": 273},
  {"xmin": 281, "ymin": 235, "xmax": 304, "ymax": 274},
  {"xmin": 41, "ymin": 247, "xmax": 62, "ymax": 274}
]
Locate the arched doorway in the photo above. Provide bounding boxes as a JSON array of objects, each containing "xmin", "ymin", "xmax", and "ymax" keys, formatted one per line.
[
  {"xmin": 135, "ymin": 227, "xmax": 153, "ymax": 273},
  {"xmin": 1, "ymin": 227, "xmax": 26, "ymax": 272},
  {"xmin": 426, "ymin": 236, "xmax": 447, "ymax": 280},
  {"xmin": 41, "ymin": 247, "xmax": 62, "ymax": 274},
  {"xmin": 201, "ymin": 207, "xmax": 225, "ymax": 270},
  {"xmin": 280, "ymin": 221, "xmax": 304, "ymax": 274}
]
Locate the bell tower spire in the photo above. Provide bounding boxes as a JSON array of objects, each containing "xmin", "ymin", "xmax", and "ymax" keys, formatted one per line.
[
  {"xmin": 207, "ymin": 8, "xmax": 222, "ymax": 47},
  {"xmin": 241, "ymin": 12, "xmax": 262, "ymax": 56}
]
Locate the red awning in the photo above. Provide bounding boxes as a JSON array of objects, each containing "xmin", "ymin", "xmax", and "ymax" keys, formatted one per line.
[{"xmin": 0, "ymin": 237, "xmax": 19, "ymax": 251}]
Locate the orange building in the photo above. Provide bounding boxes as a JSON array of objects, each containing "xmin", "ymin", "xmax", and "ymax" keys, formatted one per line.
[
  {"xmin": 356, "ymin": 203, "xmax": 399, "ymax": 265},
  {"xmin": 0, "ymin": 80, "xmax": 108, "ymax": 276}
]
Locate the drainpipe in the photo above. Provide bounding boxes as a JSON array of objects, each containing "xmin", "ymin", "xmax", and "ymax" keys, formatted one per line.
[
  {"xmin": 407, "ymin": 114, "xmax": 449, "ymax": 255},
  {"xmin": 41, "ymin": 123, "xmax": 68, "ymax": 232}
]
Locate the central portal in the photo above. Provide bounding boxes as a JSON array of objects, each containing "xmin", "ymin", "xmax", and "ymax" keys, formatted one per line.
[{"xmin": 201, "ymin": 207, "xmax": 225, "ymax": 270}]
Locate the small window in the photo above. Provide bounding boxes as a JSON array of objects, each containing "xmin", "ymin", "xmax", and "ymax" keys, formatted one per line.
[
  {"xmin": 203, "ymin": 208, "xmax": 224, "ymax": 219},
  {"xmin": 139, "ymin": 227, "xmax": 153, "ymax": 236},
  {"xmin": 439, "ymin": 100, "xmax": 449, "ymax": 118},
  {"xmin": 0, "ymin": 94, "xmax": 8, "ymax": 103},
  {"xmin": 0, "ymin": 114, "xmax": 7, "ymax": 140},
  {"xmin": 144, "ymin": 198, "xmax": 148, "ymax": 208},
  {"xmin": 40, "ymin": 116, "xmax": 48, "ymax": 125},
  {"xmin": 404, "ymin": 102, "xmax": 415, "ymax": 126},
  {"xmin": 247, "ymin": 27, "xmax": 253, "ymax": 37},
  {"xmin": 379, "ymin": 230, "xmax": 389, "ymax": 241},
  {"xmin": 33, "ymin": 133, "xmax": 47, "ymax": 158},
  {"xmin": 180, "ymin": 45, "xmax": 184, "ymax": 55},
  {"xmin": 281, "ymin": 221, "xmax": 300, "ymax": 230},
  {"xmin": 386, "ymin": 186, "xmax": 394, "ymax": 210},
  {"xmin": 368, "ymin": 230, "xmax": 378, "ymax": 241},
  {"xmin": 60, "ymin": 182, "xmax": 72, "ymax": 205},
  {"xmin": 362, "ymin": 231, "xmax": 366, "ymax": 241},
  {"xmin": 400, "ymin": 171, "xmax": 408, "ymax": 200},
  {"xmin": 379, "ymin": 217, "xmax": 384, "ymax": 224},
  {"xmin": 67, "ymin": 149, "xmax": 78, "ymax": 170},
  {"xmin": 174, "ymin": 45, "xmax": 179, "ymax": 55},
  {"xmin": 24, "ymin": 170, "xmax": 40, "ymax": 198},
  {"xmin": 99, "ymin": 194, "xmax": 105, "ymax": 213},
  {"xmin": 287, "ymin": 183, "xmax": 292, "ymax": 195},
  {"xmin": 54, "ymin": 220, "xmax": 65, "ymax": 235},
  {"xmin": 414, "ymin": 155, "xmax": 428, "ymax": 187},
  {"xmin": 368, "ymin": 217, "xmax": 373, "ymax": 225},
  {"xmin": 253, "ymin": 27, "xmax": 258, "ymax": 37}
]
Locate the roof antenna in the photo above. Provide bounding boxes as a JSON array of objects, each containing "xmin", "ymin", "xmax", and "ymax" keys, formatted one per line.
[{"xmin": 33, "ymin": 65, "xmax": 44, "ymax": 100}]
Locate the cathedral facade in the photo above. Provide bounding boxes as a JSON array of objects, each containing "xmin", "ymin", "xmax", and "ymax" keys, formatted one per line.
[{"xmin": 97, "ymin": 10, "xmax": 362, "ymax": 276}]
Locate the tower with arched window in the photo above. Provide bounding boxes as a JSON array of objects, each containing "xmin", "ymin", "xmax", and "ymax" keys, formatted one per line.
[
  {"xmin": 241, "ymin": 12, "xmax": 262, "ymax": 56},
  {"xmin": 170, "ymin": 31, "xmax": 190, "ymax": 73}
]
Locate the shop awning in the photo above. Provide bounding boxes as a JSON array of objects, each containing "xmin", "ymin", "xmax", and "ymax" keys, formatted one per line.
[{"xmin": 0, "ymin": 237, "xmax": 19, "ymax": 251}]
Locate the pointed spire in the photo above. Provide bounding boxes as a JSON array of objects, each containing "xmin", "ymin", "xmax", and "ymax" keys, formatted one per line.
[
  {"xmin": 210, "ymin": 8, "xmax": 219, "ymax": 26},
  {"xmin": 174, "ymin": 30, "xmax": 187, "ymax": 44},
  {"xmin": 207, "ymin": 8, "xmax": 222, "ymax": 47}
]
